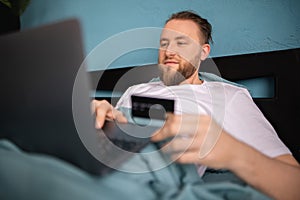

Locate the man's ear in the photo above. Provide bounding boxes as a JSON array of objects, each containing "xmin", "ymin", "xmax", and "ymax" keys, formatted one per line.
[{"xmin": 200, "ymin": 44, "xmax": 210, "ymax": 61}]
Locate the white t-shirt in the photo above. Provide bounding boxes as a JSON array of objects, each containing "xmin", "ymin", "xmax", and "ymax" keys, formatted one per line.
[{"xmin": 115, "ymin": 80, "xmax": 291, "ymax": 176}]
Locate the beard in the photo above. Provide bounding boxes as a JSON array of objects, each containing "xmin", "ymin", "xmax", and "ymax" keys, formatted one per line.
[{"xmin": 158, "ymin": 60, "xmax": 198, "ymax": 86}]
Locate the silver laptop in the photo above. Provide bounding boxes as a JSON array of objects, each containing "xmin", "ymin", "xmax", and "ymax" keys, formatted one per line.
[{"xmin": 0, "ymin": 18, "xmax": 158, "ymax": 176}]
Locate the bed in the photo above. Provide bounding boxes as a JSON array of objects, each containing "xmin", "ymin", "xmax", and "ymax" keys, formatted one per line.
[{"xmin": 1, "ymin": 47, "xmax": 299, "ymax": 200}]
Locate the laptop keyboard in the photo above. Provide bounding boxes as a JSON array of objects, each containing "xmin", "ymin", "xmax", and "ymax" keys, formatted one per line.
[{"xmin": 110, "ymin": 138, "xmax": 149, "ymax": 152}]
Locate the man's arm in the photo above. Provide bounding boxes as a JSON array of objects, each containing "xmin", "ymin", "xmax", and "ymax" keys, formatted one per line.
[
  {"xmin": 230, "ymin": 142, "xmax": 300, "ymax": 200},
  {"xmin": 151, "ymin": 114, "xmax": 300, "ymax": 200}
]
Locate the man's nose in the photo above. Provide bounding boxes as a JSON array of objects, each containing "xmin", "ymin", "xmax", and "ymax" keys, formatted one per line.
[
  {"xmin": 165, "ymin": 43, "xmax": 177, "ymax": 57},
  {"xmin": 165, "ymin": 49, "xmax": 176, "ymax": 57}
]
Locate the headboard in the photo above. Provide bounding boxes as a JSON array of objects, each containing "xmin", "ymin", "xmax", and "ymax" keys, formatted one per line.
[{"xmin": 89, "ymin": 47, "xmax": 300, "ymax": 162}]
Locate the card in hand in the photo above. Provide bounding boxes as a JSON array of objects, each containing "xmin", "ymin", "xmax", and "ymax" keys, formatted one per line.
[{"xmin": 131, "ymin": 95, "xmax": 174, "ymax": 120}]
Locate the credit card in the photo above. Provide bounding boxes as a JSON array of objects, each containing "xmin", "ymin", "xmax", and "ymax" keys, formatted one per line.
[{"xmin": 131, "ymin": 95, "xmax": 174, "ymax": 120}]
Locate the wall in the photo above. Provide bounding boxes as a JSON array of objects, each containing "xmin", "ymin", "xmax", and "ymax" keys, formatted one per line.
[{"xmin": 21, "ymin": 0, "xmax": 300, "ymax": 70}]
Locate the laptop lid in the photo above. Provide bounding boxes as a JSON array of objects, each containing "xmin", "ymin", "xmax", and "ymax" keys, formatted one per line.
[{"xmin": 0, "ymin": 18, "xmax": 152, "ymax": 176}]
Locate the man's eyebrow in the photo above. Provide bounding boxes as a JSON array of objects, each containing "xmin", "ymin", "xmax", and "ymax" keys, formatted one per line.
[
  {"xmin": 160, "ymin": 38, "xmax": 169, "ymax": 42},
  {"xmin": 160, "ymin": 35, "xmax": 190, "ymax": 42},
  {"xmin": 175, "ymin": 36, "xmax": 189, "ymax": 40}
]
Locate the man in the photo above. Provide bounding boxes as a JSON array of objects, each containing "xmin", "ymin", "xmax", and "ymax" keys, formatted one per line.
[{"xmin": 92, "ymin": 10, "xmax": 300, "ymax": 199}]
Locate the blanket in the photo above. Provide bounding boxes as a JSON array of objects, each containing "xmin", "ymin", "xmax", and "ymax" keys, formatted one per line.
[{"xmin": 0, "ymin": 139, "xmax": 271, "ymax": 200}]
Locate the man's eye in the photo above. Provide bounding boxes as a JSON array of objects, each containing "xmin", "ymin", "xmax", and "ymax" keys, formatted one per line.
[
  {"xmin": 160, "ymin": 42, "xmax": 168, "ymax": 48},
  {"xmin": 177, "ymin": 41, "xmax": 187, "ymax": 46}
]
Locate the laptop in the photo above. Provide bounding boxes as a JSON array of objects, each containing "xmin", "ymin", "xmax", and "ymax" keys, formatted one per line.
[{"xmin": 0, "ymin": 18, "xmax": 162, "ymax": 176}]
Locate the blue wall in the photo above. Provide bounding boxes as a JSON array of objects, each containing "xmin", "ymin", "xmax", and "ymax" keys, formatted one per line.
[{"xmin": 21, "ymin": 0, "xmax": 300, "ymax": 70}]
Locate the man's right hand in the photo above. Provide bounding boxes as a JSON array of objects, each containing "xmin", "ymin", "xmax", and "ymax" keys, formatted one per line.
[{"xmin": 91, "ymin": 99, "xmax": 127, "ymax": 129}]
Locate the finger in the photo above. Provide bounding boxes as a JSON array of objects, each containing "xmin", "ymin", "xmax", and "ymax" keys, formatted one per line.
[
  {"xmin": 151, "ymin": 114, "xmax": 201, "ymax": 141},
  {"xmin": 170, "ymin": 151, "xmax": 201, "ymax": 164},
  {"xmin": 95, "ymin": 111, "xmax": 109, "ymax": 129},
  {"xmin": 114, "ymin": 110, "xmax": 128, "ymax": 124},
  {"xmin": 162, "ymin": 131, "xmax": 204, "ymax": 154},
  {"xmin": 90, "ymin": 99, "xmax": 99, "ymax": 114},
  {"xmin": 161, "ymin": 137, "xmax": 194, "ymax": 153},
  {"xmin": 96, "ymin": 107, "xmax": 129, "ymax": 128},
  {"xmin": 198, "ymin": 117, "xmax": 223, "ymax": 159},
  {"xmin": 151, "ymin": 114, "xmax": 181, "ymax": 141},
  {"xmin": 94, "ymin": 101, "xmax": 114, "ymax": 128},
  {"xmin": 176, "ymin": 114, "xmax": 202, "ymax": 134}
]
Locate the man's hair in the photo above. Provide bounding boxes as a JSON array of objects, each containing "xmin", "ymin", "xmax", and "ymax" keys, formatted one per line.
[{"xmin": 165, "ymin": 10, "xmax": 213, "ymax": 44}]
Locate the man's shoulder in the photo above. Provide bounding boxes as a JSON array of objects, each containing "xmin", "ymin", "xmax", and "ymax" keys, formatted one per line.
[
  {"xmin": 204, "ymin": 80, "xmax": 245, "ymax": 89},
  {"xmin": 204, "ymin": 81, "xmax": 251, "ymax": 96}
]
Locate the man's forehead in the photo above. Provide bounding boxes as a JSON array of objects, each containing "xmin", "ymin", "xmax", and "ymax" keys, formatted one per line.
[
  {"xmin": 160, "ymin": 32, "xmax": 190, "ymax": 41},
  {"xmin": 160, "ymin": 20, "xmax": 200, "ymax": 42}
]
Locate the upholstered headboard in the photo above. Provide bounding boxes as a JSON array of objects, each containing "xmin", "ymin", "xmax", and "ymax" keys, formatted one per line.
[
  {"xmin": 89, "ymin": 47, "xmax": 300, "ymax": 162},
  {"xmin": 214, "ymin": 48, "xmax": 300, "ymax": 163}
]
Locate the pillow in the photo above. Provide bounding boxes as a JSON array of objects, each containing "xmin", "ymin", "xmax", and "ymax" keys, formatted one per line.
[{"xmin": 149, "ymin": 72, "xmax": 251, "ymax": 94}]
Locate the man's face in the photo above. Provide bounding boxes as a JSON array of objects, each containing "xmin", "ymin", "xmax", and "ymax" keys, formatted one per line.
[{"xmin": 158, "ymin": 19, "xmax": 204, "ymax": 86}]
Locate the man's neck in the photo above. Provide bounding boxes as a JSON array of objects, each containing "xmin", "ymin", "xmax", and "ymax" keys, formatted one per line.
[{"xmin": 179, "ymin": 72, "xmax": 203, "ymax": 85}]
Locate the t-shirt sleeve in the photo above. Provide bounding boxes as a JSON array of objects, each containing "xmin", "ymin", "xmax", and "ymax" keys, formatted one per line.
[
  {"xmin": 224, "ymin": 89, "xmax": 291, "ymax": 158},
  {"xmin": 115, "ymin": 87, "xmax": 133, "ymax": 110}
]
